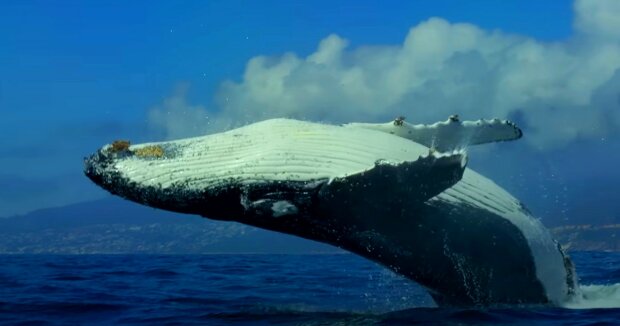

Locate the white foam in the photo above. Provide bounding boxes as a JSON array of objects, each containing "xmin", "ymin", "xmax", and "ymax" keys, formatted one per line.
[{"xmin": 562, "ymin": 284, "xmax": 620, "ymax": 309}]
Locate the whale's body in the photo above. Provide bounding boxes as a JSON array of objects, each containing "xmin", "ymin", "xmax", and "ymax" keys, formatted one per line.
[{"xmin": 85, "ymin": 118, "xmax": 577, "ymax": 306}]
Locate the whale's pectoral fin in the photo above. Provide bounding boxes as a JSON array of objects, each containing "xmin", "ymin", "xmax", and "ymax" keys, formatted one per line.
[
  {"xmin": 428, "ymin": 118, "xmax": 522, "ymax": 151},
  {"xmin": 317, "ymin": 151, "xmax": 467, "ymax": 220},
  {"xmin": 344, "ymin": 117, "xmax": 522, "ymax": 152}
]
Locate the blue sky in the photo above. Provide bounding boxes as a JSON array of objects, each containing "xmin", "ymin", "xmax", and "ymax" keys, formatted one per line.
[{"xmin": 1, "ymin": 0, "xmax": 619, "ymax": 226}]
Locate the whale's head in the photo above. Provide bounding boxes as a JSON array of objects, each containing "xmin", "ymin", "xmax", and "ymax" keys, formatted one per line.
[
  {"xmin": 84, "ymin": 119, "xmax": 467, "ymax": 234},
  {"xmin": 83, "ymin": 137, "xmax": 267, "ymax": 222},
  {"xmin": 86, "ymin": 147, "xmax": 321, "ymax": 228}
]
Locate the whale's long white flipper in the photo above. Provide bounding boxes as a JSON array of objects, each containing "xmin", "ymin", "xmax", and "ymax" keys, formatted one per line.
[{"xmin": 345, "ymin": 116, "xmax": 522, "ymax": 151}]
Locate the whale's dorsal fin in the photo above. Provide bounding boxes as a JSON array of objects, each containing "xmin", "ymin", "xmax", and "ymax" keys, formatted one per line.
[
  {"xmin": 344, "ymin": 116, "xmax": 522, "ymax": 152},
  {"xmin": 317, "ymin": 151, "xmax": 467, "ymax": 220}
]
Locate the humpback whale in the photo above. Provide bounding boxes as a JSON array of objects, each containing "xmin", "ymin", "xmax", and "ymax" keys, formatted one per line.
[{"xmin": 84, "ymin": 116, "xmax": 578, "ymax": 306}]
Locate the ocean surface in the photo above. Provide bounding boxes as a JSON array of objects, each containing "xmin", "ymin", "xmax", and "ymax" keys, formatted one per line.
[{"xmin": 0, "ymin": 252, "xmax": 619, "ymax": 325}]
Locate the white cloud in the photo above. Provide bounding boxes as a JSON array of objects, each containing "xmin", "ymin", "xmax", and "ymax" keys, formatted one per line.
[
  {"xmin": 574, "ymin": 0, "xmax": 620, "ymax": 40},
  {"xmin": 151, "ymin": 0, "xmax": 620, "ymax": 149}
]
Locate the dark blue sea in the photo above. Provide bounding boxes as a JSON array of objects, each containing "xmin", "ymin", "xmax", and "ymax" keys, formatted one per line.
[{"xmin": 1, "ymin": 252, "xmax": 619, "ymax": 325}]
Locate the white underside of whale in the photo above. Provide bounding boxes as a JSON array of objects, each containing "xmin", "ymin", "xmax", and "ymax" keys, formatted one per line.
[{"xmin": 107, "ymin": 118, "xmax": 569, "ymax": 304}]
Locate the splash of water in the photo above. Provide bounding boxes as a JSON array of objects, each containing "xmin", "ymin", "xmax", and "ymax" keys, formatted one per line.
[{"xmin": 563, "ymin": 284, "xmax": 620, "ymax": 309}]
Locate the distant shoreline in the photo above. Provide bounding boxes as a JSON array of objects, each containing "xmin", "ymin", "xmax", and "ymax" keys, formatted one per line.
[{"xmin": 551, "ymin": 224, "xmax": 620, "ymax": 252}]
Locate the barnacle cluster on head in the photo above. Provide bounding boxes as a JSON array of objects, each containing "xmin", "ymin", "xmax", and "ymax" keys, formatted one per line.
[
  {"xmin": 106, "ymin": 140, "xmax": 167, "ymax": 159},
  {"xmin": 134, "ymin": 145, "xmax": 165, "ymax": 158},
  {"xmin": 110, "ymin": 140, "xmax": 131, "ymax": 153}
]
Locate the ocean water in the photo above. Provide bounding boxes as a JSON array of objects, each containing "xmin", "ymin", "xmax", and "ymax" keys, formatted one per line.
[{"xmin": 0, "ymin": 252, "xmax": 619, "ymax": 325}]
